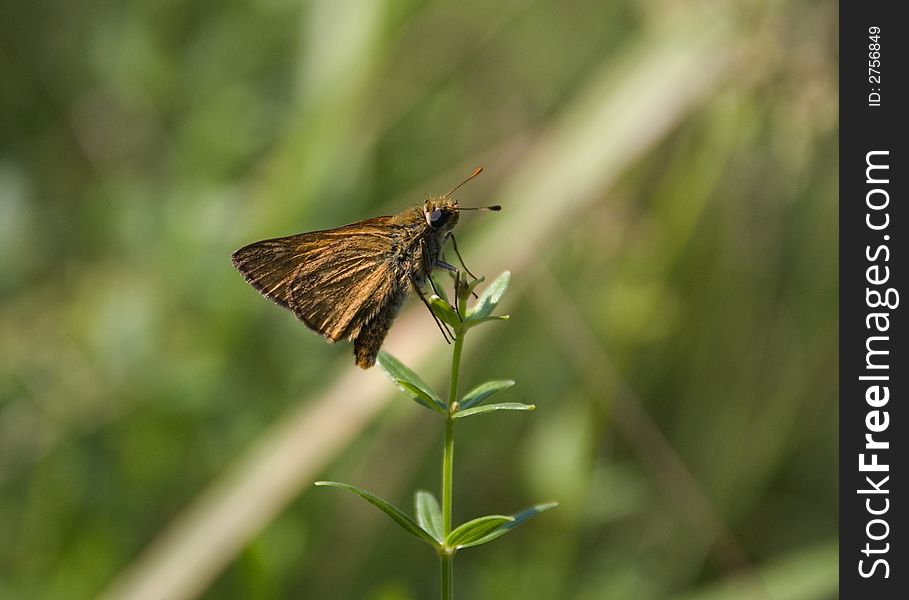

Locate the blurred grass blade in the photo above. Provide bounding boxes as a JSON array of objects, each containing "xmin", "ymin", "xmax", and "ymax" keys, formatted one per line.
[
  {"xmin": 466, "ymin": 271, "xmax": 510, "ymax": 321},
  {"xmin": 377, "ymin": 352, "xmax": 445, "ymax": 412},
  {"xmin": 677, "ymin": 540, "xmax": 837, "ymax": 600},
  {"xmin": 414, "ymin": 490, "xmax": 444, "ymax": 543},
  {"xmin": 455, "ymin": 502, "xmax": 558, "ymax": 549},
  {"xmin": 453, "ymin": 402, "xmax": 534, "ymax": 420},
  {"xmin": 445, "ymin": 515, "xmax": 513, "ymax": 549},
  {"xmin": 315, "ymin": 482, "xmax": 440, "ymax": 548},
  {"xmin": 460, "ymin": 380, "xmax": 515, "ymax": 410}
]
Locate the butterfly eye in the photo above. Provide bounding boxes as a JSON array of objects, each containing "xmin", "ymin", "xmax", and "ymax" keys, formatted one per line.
[{"xmin": 429, "ymin": 209, "xmax": 449, "ymax": 228}]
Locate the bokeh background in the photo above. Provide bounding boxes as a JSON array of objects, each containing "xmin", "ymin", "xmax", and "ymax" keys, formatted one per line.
[{"xmin": 1, "ymin": 0, "xmax": 838, "ymax": 598}]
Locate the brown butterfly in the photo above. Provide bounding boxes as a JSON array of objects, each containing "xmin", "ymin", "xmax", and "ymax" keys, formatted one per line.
[{"xmin": 231, "ymin": 167, "xmax": 500, "ymax": 369}]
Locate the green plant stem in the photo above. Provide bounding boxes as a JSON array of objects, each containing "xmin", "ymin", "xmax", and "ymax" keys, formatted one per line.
[
  {"xmin": 441, "ymin": 553, "xmax": 453, "ymax": 600},
  {"xmin": 442, "ymin": 327, "xmax": 463, "ymax": 535},
  {"xmin": 447, "ymin": 326, "xmax": 465, "ymax": 414},
  {"xmin": 442, "ymin": 418, "xmax": 455, "ymax": 536},
  {"xmin": 440, "ymin": 300, "xmax": 465, "ymax": 600}
]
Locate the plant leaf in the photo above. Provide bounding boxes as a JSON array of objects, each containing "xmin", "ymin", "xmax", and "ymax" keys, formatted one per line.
[
  {"xmin": 429, "ymin": 272, "xmax": 450, "ymax": 303},
  {"xmin": 460, "ymin": 380, "xmax": 515, "ymax": 410},
  {"xmin": 396, "ymin": 381, "xmax": 446, "ymax": 414},
  {"xmin": 314, "ymin": 481, "xmax": 440, "ymax": 548},
  {"xmin": 464, "ymin": 314, "xmax": 510, "ymax": 331},
  {"xmin": 466, "ymin": 271, "xmax": 510, "ymax": 321},
  {"xmin": 445, "ymin": 515, "xmax": 514, "ymax": 549},
  {"xmin": 415, "ymin": 490, "xmax": 444, "ymax": 543},
  {"xmin": 429, "ymin": 295, "xmax": 461, "ymax": 329},
  {"xmin": 455, "ymin": 502, "xmax": 558, "ymax": 549},
  {"xmin": 464, "ymin": 276, "xmax": 485, "ymax": 299},
  {"xmin": 377, "ymin": 352, "xmax": 445, "ymax": 413},
  {"xmin": 453, "ymin": 402, "xmax": 535, "ymax": 419}
]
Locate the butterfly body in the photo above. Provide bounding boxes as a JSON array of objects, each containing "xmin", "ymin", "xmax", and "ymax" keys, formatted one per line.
[{"xmin": 232, "ymin": 197, "xmax": 462, "ymax": 369}]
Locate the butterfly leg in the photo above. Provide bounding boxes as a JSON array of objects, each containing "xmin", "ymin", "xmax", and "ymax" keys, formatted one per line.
[
  {"xmin": 411, "ymin": 275, "xmax": 453, "ymax": 344},
  {"xmin": 449, "ymin": 234, "xmax": 479, "ymax": 280},
  {"xmin": 421, "ymin": 239, "xmax": 463, "ymax": 311},
  {"xmin": 448, "ymin": 234, "xmax": 480, "ymax": 299},
  {"xmin": 435, "ymin": 259, "xmax": 457, "ymax": 273},
  {"xmin": 434, "ymin": 259, "xmax": 474, "ymax": 299}
]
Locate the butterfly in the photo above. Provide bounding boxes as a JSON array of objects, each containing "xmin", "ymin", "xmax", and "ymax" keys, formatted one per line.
[{"xmin": 231, "ymin": 167, "xmax": 499, "ymax": 368}]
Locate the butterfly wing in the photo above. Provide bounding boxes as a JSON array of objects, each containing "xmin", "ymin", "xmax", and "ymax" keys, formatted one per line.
[{"xmin": 231, "ymin": 216, "xmax": 404, "ymax": 342}]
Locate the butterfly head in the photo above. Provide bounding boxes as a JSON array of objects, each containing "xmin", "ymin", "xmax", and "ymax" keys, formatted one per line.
[
  {"xmin": 423, "ymin": 197, "xmax": 461, "ymax": 232},
  {"xmin": 422, "ymin": 166, "xmax": 500, "ymax": 232}
]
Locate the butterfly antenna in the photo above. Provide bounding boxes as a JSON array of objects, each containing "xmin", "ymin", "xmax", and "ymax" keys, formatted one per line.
[
  {"xmin": 458, "ymin": 204, "xmax": 502, "ymax": 211},
  {"xmin": 443, "ymin": 166, "xmax": 484, "ymax": 198}
]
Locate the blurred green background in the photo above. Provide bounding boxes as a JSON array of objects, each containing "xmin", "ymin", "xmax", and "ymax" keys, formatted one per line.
[{"xmin": 1, "ymin": 0, "xmax": 837, "ymax": 598}]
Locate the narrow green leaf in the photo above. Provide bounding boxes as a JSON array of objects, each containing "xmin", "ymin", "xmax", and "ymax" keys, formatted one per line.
[
  {"xmin": 396, "ymin": 380, "xmax": 446, "ymax": 414},
  {"xmin": 429, "ymin": 272, "xmax": 450, "ymax": 303},
  {"xmin": 464, "ymin": 314, "xmax": 510, "ymax": 331},
  {"xmin": 460, "ymin": 380, "xmax": 515, "ymax": 410},
  {"xmin": 377, "ymin": 352, "xmax": 444, "ymax": 411},
  {"xmin": 466, "ymin": 271, "xmax": 510, "ymax": 321},
  {"xmin": 314, "ymin": 481, "xmax": 440, "ymax": 548},
  {"xmin": 429, "ymin": 295, "xmax": 461, "ymax": 329},
  {"xmin": 453, "ymin": 402, "xmax": 535, "ymax": 419},
  {"xmin": 456, "ymin": 502, "xmax": 558, "ymax": 549},
  {"xmin": 445, "ymin": 515, "xmax": 514, "ymax": 549},
  {"xmin": 464, "ymin": 275, "xmax": 485, "ymax": 299},
  {"xmin": 415, "ymin": 490, "xmax": 444, "ymax": 543}
]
